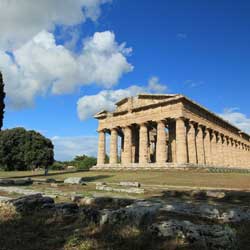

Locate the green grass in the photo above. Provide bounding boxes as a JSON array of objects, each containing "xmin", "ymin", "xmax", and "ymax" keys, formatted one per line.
[{"xmin": 1, "ymin": 169, "xmax": 250, "ymax": 190}]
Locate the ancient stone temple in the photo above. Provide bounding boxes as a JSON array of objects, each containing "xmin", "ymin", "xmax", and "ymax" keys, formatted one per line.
[{"xmin": 91, "ymin": 94, "xmax": 250, "ymax": 170}]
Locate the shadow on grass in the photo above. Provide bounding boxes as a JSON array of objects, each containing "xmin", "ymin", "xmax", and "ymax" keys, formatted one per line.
[
  {"xmin": 154, "ymin": 189, "xmax": 250, "ymax": 206},
  {"xmin": 2, "ymin": 190, "xmax": 250, "ymax": 250},
  {"xmin": 0, "ymin": 211, "xmax": 167, "ymax": 250},
  {"xmin": 81, "ymin": 175, "xmax": 113, "ymax": 182},
  {"xmin": 0, "ymin": 170, "xmax": 88, "ymax": 180}
]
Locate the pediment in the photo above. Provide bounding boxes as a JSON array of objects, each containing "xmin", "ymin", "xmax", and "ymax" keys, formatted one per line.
[{"xmin": 94, "ymin": 110, "xmax": 109, "ymax": 119}]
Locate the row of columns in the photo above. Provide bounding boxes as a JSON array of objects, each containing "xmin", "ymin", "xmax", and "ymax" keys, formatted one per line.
[
  {"xmin": 97, "ymin": 117, "xmax": 250, "ymax": 167},
  {"xmin": 186, "ymin": 121, "xmax": 250, "ymax": 167}
]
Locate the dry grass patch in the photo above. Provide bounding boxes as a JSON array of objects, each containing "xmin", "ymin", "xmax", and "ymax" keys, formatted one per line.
[{"xmin": 0, "ymin": 202, "xmax": 18, "ymax": 222}]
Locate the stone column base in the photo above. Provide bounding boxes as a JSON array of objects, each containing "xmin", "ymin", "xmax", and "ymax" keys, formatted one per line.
[{"xmin": 90, "ymin": 163, "xmax": 250, "ymax": 171}]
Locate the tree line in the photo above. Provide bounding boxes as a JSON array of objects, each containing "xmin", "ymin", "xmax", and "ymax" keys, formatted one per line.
[{"xmin": 0, "ymin": 72, "xmax": 96, "ymax": 171}]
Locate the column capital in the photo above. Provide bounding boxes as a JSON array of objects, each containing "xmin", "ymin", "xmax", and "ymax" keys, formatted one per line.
[
  {"xmin": 121, "ymin": 125, "xmax": 132, "ymax": 130},
  {"xmin": 210, "ymin": 130, "xmax": 217, "ymax": 135},
  {"xmin": 138, "ymin": 122, "xmax": 148, "ymax": 127},
  {"xmin": 110, "ymin": 127, "xmax": 119, "ymax": 132},
  {"xmin": 97, "ymin": 129, "xmax": 106, "ymax": 133},
  {"xmin": 176, "ymin": 116, "xmax": 186, "ymax": 122},
  {"xmin": 187, "ymin": 120, "xmax": 197, "ymax": 128},
  {"xmin": 156, "ymin": 119, "xmax": 166, "ymax": 125}
]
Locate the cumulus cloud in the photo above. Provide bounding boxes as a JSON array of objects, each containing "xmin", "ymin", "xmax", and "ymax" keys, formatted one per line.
[
  {"xmin": 77, "ymin": 76, "xmax": 167, "ymax": 120},
  {"xmin": 148, "ymin": 76, "xmax": 167, "ymax": 92},
  {"xmin": 51, "ymin": 135, "xmax": 98, "ymax": 161},
  {"xmin": 0, "ymin": 30, "xmax": 133, "ymax": 108},
  {"xmin": 0, "ymin": 0, "xmax": 111, "ymax": 50},
  {"xmin": 219, "ymin": 108, "xmax": 250, "ymax": 134}
]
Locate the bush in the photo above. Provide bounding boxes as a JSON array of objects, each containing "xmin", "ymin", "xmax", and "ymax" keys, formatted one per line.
[
  {"xmin": 0, "ymin": 127, "xmax": 54, "ymax": 171},
  {"xmin": 49, "ymin": 161, "xmax": 65, "ymax": 170},
  {"xmin": 72, "ymin": 155, "xmax": 97, "ymax": 170}
]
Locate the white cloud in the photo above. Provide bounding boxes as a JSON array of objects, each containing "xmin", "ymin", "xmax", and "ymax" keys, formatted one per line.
[
  {"xmin": 77, "ymin": 76, "xmax": 167, "ymax": 120},
  {"xmin": 0, "ymin": 0, "xmax": 111, "ymax": 50},
  {"xmin": 51, "ymin": 135, "xmax": 98, "ymax": 161},
  {"xmin": 0, "ymin": 30, "xmax": 133, "ymax": 108},
  {"xmin": 77, "ymin": 85, "xmax": 145, "ymax": 120},
  {"xmin": 148, "ymin": 76, "xmax": 167, "ymax": 92},
  {"xmin": 219, "ymin": 108, "xmax": 250, "ymax": 134}
]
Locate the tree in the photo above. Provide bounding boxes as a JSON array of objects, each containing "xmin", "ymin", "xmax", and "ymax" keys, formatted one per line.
[
  {"xmin": 72, "ymin": 154, "xmax": 97, "ymax": 170},
  {"xmin": 0, "ymin": 72, "xmax": 5, "ymax": 131},
  {"xmin": 0, "ymin": 127, "xmax": 54, "ymax": 171}
]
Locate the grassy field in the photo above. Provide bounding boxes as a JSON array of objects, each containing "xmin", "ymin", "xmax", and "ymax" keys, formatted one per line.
[
  {"xmin": 1, "ymin": 169, "xmax": 250, "ymax": 250},
  {"xmin": 1, "ymin": 168, "xmax": 250, "ymax": 190}
]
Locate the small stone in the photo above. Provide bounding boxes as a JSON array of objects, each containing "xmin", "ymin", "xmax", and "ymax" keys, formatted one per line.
[
  {"xmin": 13, "ymin": 178, "xmax": 33, "ymax": 186},
  {"xmin": 96, "ymin": 184, "xmax": 144, "ymax": 194},
  {"xmin": 0, "ymin": 179, "xmax": 14, "ymax": 186},
  {"xmin": 79, "ymin": 197, "xmax": 95, "ymax": 206},
  {"xmin": 64, "ymin": 177, "xmax": 86, "ymax": 185},
  {"xmin": 119, "ymin": 181, "xmax": 141, "ymax": 187},
  {"xmin": 206, "ymin": 191, "xmax": 226, "ymax": 199}
]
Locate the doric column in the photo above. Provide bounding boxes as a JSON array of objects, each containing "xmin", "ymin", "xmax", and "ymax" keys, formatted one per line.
[
  {"xmin": 210, "ymin": 131, "xmax": 217, "ymax": 166},
  {"xmin": 224, "ymin": 136, "xmax": 230, "ymax": 167},
  {"xmin": 110, "ymin": 128, "xmax": 118, "ymax": 164},
  {"xmin": 234, "ymin": 140, "xmax": 239, "ymax": 167},
  {"xmin": 203, "ymin": 128, "xmax": 211, "ymax": 165},
  {"xmin": 196, "ymin": 124, "xmax": 205, "ymax": 165},
  {"xmin": 228, "ymin": 138, "xmax": 234, "ymax": 167},
  {"xmin": 176, "ymin": 117, "xmax": 187, "ymax": 164},
  {"xmin": 123, "ymin": 126, "xmax": 132, "ymax": 164},
  {"xmin": 221, "ymin": 134, "xmax": 226, "ymax": 167},
  {"xmin": 248, "ymin": 146, "xmax": 250, "ymax": 167},
  {"xmin": 139, "ymin": 123, "xmax": 148, "ymax": 164},
  {"xmin": 97, "ymin": 130, "xmax": 106, "ymax": 165},
  {"xmin": 156, "ymin": 120, "xmax": 167, "ymax": 164},
  {"xmin": 217, "ymin": 134, "xmax": 224, "ymax": 166},
  {"xmin": 168, "ymin": 120, "xmax": 176, "ymax": 162},
  {"xmin": 242, "ymin": 144, "xmax": 246, "ymax": 167},
  {"xmin": 187, "ymin": 121, "xmax": 197, "ymax": 164},
  {"xmin": 238, "ymin": 142, "xmax": 243, "ymax": 167}
]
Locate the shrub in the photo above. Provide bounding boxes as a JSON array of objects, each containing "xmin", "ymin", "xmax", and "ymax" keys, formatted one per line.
[
  {"xmin": 0, "ymin": 127, "xmax": 54, "ymax": 171},
  {"xmin": 49, "ymin": 161, "xmax": 65, "ymax": 170},
  {"xmin": 72, "ymin": 155, "xmax": 97, "ymax": 170}
]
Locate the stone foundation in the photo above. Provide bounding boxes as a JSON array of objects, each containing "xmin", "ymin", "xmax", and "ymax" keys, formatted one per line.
[{"xmin": 91, "ymin": 163, "xmax": 250, "ymax": 171}]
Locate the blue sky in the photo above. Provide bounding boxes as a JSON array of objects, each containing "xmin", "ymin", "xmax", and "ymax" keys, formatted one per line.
[{"xmin": 0, "ymin": 0, "xmax": 250, "ymax": 160}]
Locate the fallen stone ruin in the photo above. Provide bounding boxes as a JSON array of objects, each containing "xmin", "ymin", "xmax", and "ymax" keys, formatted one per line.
[{"xmin": 0, "ymin": 193, "xmax": 244, "ymax": 250}]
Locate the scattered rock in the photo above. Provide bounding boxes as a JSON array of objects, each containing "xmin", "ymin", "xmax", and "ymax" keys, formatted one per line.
[
  {"xmin": 0, "ymin": 178, "xmax": 33, "ymax": 186},
  {"xmin": 161, "ymin": 201, "xmax": 250, "ymax": 222},
  {"xmin": 13, "ymin": 178, "xmax": 33, "ymax": 186},
  {"xmin": 96, "ymin": 184, "xmax": 144, "ymax": 194},
  {"xmin": 100, "ymin": 201, "xmax": 161, "ymax": 226},
  {"xmin": 78, "ymin": 197, "xmax": 96, "ymax": 206},
  {"xmin": 149, "ymin": 219, "xmax": 236, "ymax": 250},
  {"xmin": 119, "ymin": 181, "xmax": 141, "ymax": 187},
  {"xmin": 54, "ymin": 202, "xmax": 79, "ymax": 215},
  {"xmin": 80, "ymin": 207, "xmax": 100, "ymax": 223},
  {"xmin": 206, "ymin": 190, "xmax": 226, "ymax": 199},
  {"xmin": 96, "ymin": 182, "xmax": 106, "ymax": 186},
  {"xmin": 0, "ymin": 179, "xmax": 14, "ymax": 186},
  {"xmin": 8, "ymin": 193, "xmax": 54, "ymax": 212},
  {"xmin": 64, "ymin": 177, "xmax": 86, "ymax": 185},
  {"xmin": 0, "ymin": 186, "xmax": 41, "ymax": 196}
]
